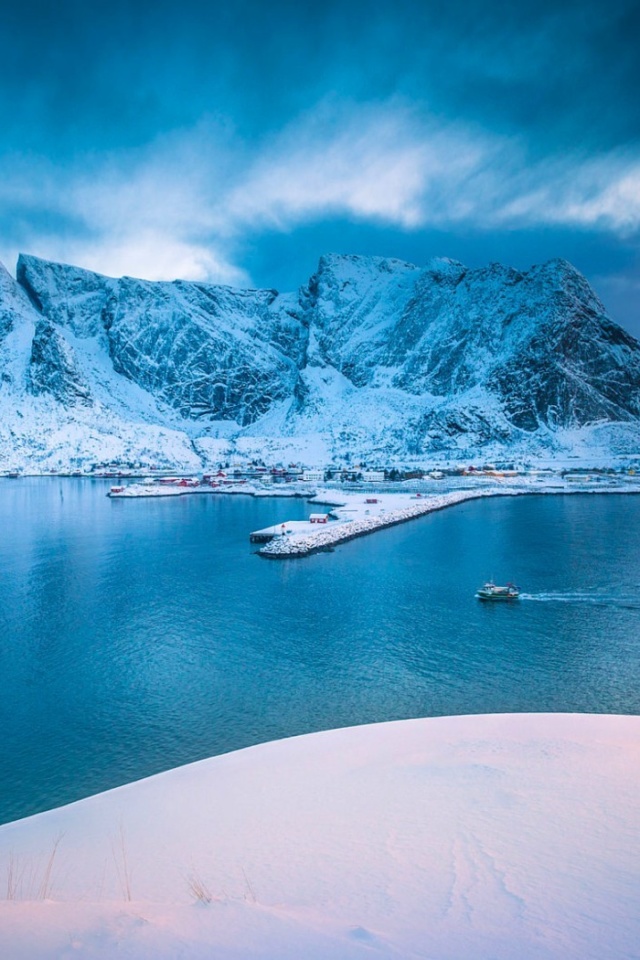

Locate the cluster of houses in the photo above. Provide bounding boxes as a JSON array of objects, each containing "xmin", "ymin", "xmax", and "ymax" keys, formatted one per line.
[
  {"xmin": 15, "ymin": 454, "xmax": 637, "ymax": 485},
  {"xmin": 39, "ymin": 458, "xmax": 521, "ymax": 484}
]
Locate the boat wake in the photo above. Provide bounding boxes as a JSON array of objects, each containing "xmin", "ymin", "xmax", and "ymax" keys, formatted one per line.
[{"xmin": 520, "ymin": 591, "xmax": 640, "ymax": 609}]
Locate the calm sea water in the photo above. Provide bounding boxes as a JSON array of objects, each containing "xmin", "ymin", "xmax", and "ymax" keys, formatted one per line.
[{"xmin": 1, "ymin": 480, "xmax": 639, "ymax": 824}]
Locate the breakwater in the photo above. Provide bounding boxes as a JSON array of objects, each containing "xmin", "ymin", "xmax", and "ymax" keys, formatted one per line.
[{"xmin": 259, "ymin": 488, "xmax": 509, "ymax": 558}]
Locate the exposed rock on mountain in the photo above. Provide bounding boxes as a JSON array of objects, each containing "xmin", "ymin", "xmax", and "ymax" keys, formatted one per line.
[
  {"xmin": 1, "ymin": 262, "xmax": 24, "ymax": 347},
  {"xmin": 18, "ymin": 256, "xmax": 305, "ymax": 425},
  {"xmin": 303, "ymin": 253, "xmax": 640, "ymax": 428},
  {"xmin": 1, "ymin": 251, "xmax": 639, "ymax": 469},
  {"xmin": 28, "ymin": 318, "xmax": 92, "ymax": 406}
]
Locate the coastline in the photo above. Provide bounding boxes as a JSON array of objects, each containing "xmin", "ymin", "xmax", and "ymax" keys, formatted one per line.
[
  {"xmin": 4, "ymin": 471, "xmax": 639, "ymax": 559},
  {"xmin": 44, "ymin": 471, "xmax": 640, "ymax": 556}
]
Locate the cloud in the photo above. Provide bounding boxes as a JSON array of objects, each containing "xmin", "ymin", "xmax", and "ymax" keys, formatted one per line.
[
  {"xmin": 223, "ymin": 104, "xmax": 490, "ymax": 230},
  {"xmin": 492, "ymin": 154, "xmax": 640, "ymax": 234},
  {"xmin": 223, "ymin": 106, "xmax": 640, "ymax": 238},
  {"xmin": 60, "ymin": 234, "xmax": 250, "ymax": 286},
  {"xmin": 1, "ymin": 100, "xmax": 640, "ymax": 286},
  {"xmin": 0, "ymin": 124, "xmax": 248, "ymax": 284}
]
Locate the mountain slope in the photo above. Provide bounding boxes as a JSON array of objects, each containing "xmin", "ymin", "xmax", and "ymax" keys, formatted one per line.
[
  {"xmin": 302, "ymin": 254, "xmax": 640, "ymax": 425},
  {"xmin": 18, "ymin": 255, "xmax": 306, "ymax": 425}
]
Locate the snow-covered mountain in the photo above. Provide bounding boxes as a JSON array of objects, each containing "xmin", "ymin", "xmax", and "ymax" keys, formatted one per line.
[{"xmin": 1, "ymin": 252, "xmax": 639, "ymax": 469}]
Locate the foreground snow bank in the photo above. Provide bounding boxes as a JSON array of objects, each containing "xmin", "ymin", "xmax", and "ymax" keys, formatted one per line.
[{"xmin": 0, "ymin": 714, "xmax": 638, "ymax": 959}]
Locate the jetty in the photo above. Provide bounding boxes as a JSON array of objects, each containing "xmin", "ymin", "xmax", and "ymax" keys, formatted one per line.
[
  {"xmin": 255, "ymin": 475, "xmax": 640, "ymax": 559},
  {"xmin": 108, "ymin": 483, "xmax": 220, "ymax": 498},
  {"xmin": 108, "ymin": 481, "xmax": 317, "ymax": 499},
  {"xmin": 258, "ymin": 489, "xmax": 505, "ymax": 558},
  {"xmin": 250, "ymin": 518, "xmax": 335, "ymax": 543}
]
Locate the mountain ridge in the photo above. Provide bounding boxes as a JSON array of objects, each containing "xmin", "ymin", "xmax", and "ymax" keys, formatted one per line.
[{"xmin": 0, "ymin": 251, "xmax": 639, "ymax": 469}]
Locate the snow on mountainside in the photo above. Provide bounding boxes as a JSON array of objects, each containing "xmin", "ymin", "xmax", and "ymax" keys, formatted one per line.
[
  {"xmin": 17, "ymin": 255, "xmax": 305, "ymax": 425},
  {"xmin": 295, "ymin": 254, "xmax": 640, "ymax": 437},
  {"xmin": 0, "ymin": 252, "xmax": 639, "ymax": 470}
]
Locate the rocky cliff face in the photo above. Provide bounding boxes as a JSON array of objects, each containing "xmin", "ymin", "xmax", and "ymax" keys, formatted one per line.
[
  {"xmin": 302, "ymin": 254, "xmax": 640, "ymax": 428},
  {"xmin": 17, "ymin": 256, "xmax": 306, "ymax": 425},
  {"xmin": 27, "ymin": 317, "xmax": 92, "ymax": 406},
  {"xmin": 0, "ymin": 251, "xmax": 639, "ymax": 469}
]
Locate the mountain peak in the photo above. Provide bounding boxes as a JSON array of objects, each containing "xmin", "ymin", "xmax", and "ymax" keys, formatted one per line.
[{"xmin": 315, "ymin": 252, "xmax": 421, "ymax": 278}]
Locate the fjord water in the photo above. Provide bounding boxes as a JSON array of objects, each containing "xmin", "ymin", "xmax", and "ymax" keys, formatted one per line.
[{"xmin": 1, "ymin": 481, "xmax": 639, "ymax": 824}]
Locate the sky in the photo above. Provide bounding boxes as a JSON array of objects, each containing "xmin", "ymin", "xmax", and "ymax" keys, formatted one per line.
[{"xmin": 1, "ymin": 0, "xmax": 639, "ymax": 334}]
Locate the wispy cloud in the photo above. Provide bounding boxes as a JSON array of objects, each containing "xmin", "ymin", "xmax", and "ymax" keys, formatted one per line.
[
  {"xmin": 0, "ymin": 122, "xmax": 248, "ymax": 284},
  {"xmin": 220, "ymin": 103, "xmax": 640, "ymax": 239},
  {"xmin": 492, "ymin": 154, "xmax": 640, "ymax": 234},
  {"xmin": 1, "ymin": 100, "xmax": 640, "ymax": 285},
  {"xmin": 223, "ymin": 104, "xmax": 489, "ymax": 230}
]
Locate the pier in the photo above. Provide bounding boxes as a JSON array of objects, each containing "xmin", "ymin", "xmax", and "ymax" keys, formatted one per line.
[
  {"xmin": 250, "ymin": 519, "xmax": 337, "ymax": 543},
  {"xmin": 258, "ymin": 490, "xmax": 506, "ymax": 557}
]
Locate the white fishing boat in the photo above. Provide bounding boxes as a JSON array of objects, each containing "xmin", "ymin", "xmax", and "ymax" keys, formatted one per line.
[{"xmin": 476, "ymin": 582, "xmax": 520, "ymax": 601}]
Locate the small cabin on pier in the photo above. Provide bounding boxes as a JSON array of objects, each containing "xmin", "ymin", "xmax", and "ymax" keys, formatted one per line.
[{"xmin": 309, "ymin": 513, "xmax": 329, "ymax": 524}]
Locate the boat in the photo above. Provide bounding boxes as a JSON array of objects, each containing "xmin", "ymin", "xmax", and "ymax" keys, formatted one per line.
[{"xmin": 476, "ymin": 582, "xmax": 520, "ymax": 601}]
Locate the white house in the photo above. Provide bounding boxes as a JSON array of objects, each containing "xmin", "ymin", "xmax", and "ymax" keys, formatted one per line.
[
  {"xmin": 302, "ymin": 470, "xmax": 324, "ymax": 482},
  {"xmin": 362, "ymin": 470, "xmax": 385, "ymax": 482}
]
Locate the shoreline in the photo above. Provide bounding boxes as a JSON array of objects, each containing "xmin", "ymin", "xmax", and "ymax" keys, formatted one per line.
[{"xmin": 3, "ymin": 472, "xmax": 639, "ymax": 558}]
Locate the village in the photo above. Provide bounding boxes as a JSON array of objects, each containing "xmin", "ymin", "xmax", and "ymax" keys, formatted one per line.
[{"xmin": 3, "ymin": 452, "xmax": 639, "ymax": 484}]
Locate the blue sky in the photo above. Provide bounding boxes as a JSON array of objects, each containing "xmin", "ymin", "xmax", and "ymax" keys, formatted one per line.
[{"xmin": 1, "ymin": 0, "xmax": 639, "ymax": 333}]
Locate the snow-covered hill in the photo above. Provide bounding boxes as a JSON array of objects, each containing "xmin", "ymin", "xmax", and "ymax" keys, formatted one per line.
[
  {"xmin": 1, "ymin": 252, "xmax": 639, "ymax": 470},
  {"xmin": 1, "ymin": 714, "xmax": 639, "ymax": 959}
]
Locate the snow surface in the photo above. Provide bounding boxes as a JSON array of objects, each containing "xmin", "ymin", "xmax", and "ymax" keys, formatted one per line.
[{"xmin": 0, "ymin": 713, "xmax": 638, "ymax": 959}]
